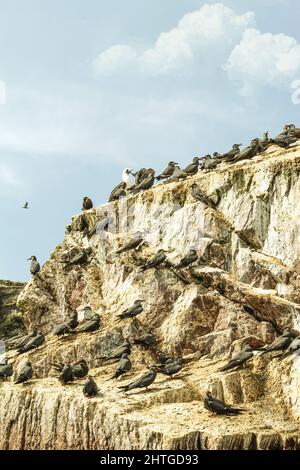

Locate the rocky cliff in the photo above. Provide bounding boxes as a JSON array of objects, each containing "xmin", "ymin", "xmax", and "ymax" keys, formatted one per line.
[
  {"xmin": 0, "ymin": 280, "xmax": 25, "ymax": 340},
  {"xmin": 0, "ymin": 142, "xmax": 300, "ymax": 450}
]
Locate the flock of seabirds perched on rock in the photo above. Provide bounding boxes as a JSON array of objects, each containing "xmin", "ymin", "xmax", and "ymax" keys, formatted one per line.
[{"xmin": 1, "ymin": 123, "xmax": 300, "ymax": 417}]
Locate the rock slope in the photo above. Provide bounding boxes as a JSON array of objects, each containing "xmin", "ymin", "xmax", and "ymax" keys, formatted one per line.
[{"xmin": 0, "ymin": 142, "xmax": 300, "ymax": 450}]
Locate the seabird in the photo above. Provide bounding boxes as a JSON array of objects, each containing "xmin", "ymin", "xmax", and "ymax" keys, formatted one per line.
[
  {"xmin": 233, "ymin": 139, "xmax": 261, "ymax": 162},
  {"xmin": 140, "ymin": 249, "xmax": 167, "ymax": 271},
  {"xmin": 110, "ymin": 353, "xmax": 132, "ymax": 379},
  {"xmin": 52, "ymin": 312, "xmax": 78, "ymax": 337},
  {"xmin": 133, "ymin": 169, "xmax": 155, "ymax": 193},
  {"xmin": 279, "ymin": 336, "xmax": 300, "ymax": 361},
  {"xmin": 219, "ymin": 345, "xmax": 253, "ymax": 372},
  {"xmin": 287, "ymin": 124, "xmax": 300, "ymax": 139},
  {"xmin": 157, "ymin": 357, "xmax": 183, "ymax": 378},
  {"xmin": 183, "ymin": 157, "xmax": 200, "ymax": 176},
  {"xmin": 83, "ymin": 376, "xmax": 98, "ymax": 397},
  {"xmin": 17, "ymin": 331, "xmax": 45, "ymax": 354},
  {"xmin": 59, "ymin": 363, "xmax": 74, "ymax": 385},
  {"xmin": 258, "ymin": 131, "xmax": 270, "ymax": 152},
  {"xmin": 117, "ymin": 300, "xmax": 144, "ymax": 321},
  {"xmin": 82, "ymin": 197, "xmax": 93, "ymax": 211},
  {"xmin": 27, "ymin": 256, "xmax": 40, "ymax": 276},
  {"xmin": 22, "ymin": 202, "xmax": 29, "ymax": 209},
  {"xmin": 175, "ymin": 249, "xmax": 198, "ymax": 269},
  {"xmin": 7, "ymin": 329, "xmax": 38, "ymax": 351},
  {"xmin": 156, "ymin": 161, "xmax": 178, "ymax": 181},
  {"xmin": 119, "ymin": 366, "xmax": 157, "ymax": 393},
  {"xmin": 97, "ymin": 340, "xmax": 131, "ymax": 362},
  {"xmin": 171, "ymin": 165, "xmax": 188, "ymax": 181},
  {"xmin": 131, "ymin": 168, "xmax": 152, "ymax": 187},
  {"xmin": 270, "ymin": 130, "xmax": 297, "ymax": 148},
  {"xmin": 108, "ymin": 182, "xmax": 127, "ymax": 202},
  {"xmin": 122, "ymin": 168, "xmax": 133, "ymax": 188},
  {"xmin": 14, "ymin": 361, "xmax": 33, "ymax": 384},
  {"xmin": 72, "ymin": 359, "xmax": 89, "ymax": 379},
  {"xmin": 116, "ymin": 233, "xmax": 144, "ymax": 254},
  {"xmin": 191, "ymin": 183, "xmax": 218, "ymax": 208},
  {"xmin": 76, "ymin": 313, "xmax": 100, "ymax": 333},
  {"xmin": 204, "ymin": 391, "xmax": 245, "ymax": 416},
  {"xmin": 156, "ymin": 351, "xmax": 175, "ymax": 365},
  {"xmin": 62, "ymin": 248, "xmax": 92, "ymax": 267},
  {"xmin": 203, "ymin": 155, "xmax": 218, "ymax": 171},
  {"xmin": 220, "ymin": 144, "xmax": 242, "ymax": 162},
  {"xmin": 0, "ymin": 362, "xmax": 13, "ymax": 379},
  {"xmin": 259, "ymin": 329, "xmax": 293, "ymax": 355},
  {"xmin": 133, "ymin": 332, "xmax": 156, "ymax": 348}
]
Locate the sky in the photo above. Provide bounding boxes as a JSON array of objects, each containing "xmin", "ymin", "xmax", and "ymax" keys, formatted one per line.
[{"xmin": 0, "ymin": 0, "xmax": 300, "ymax": 281}]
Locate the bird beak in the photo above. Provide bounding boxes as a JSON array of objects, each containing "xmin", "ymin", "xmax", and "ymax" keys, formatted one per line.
[{"xmin": 27, "ymin": 258, "xmax": 31, "ymax": 261}]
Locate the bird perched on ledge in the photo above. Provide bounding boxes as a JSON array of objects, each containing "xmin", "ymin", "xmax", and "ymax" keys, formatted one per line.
[
  {"xmin": 83, "ymin": 376, "xmax": 99, "ymax": 397},
  {"xmin": 0, "ymin": 361, "xmax": 13, "ymax": 379},
  {"xmin": 27, "ymin": 256, "xmax": 40, "ymax": 276},
  {"xmin": 259, "ymin": 329, "xmax": 293, "ymax": 355},
  {"xmin": 97, "ymin": 340, "xmax": 132, "ymax": 362},
  {"xmin": 17, "ymin": 331, "xmax": 45, "ymax": 354},
  {"xmin": 117, "ymin": 300, "xmax": 144, "ymax": 321},
  {"xmin": 110, "ymin": 353, "xmax": 132, "ymax": 380},
  {"xmin": 157, "ymin": 357, "xmax": 183, "ymax": 378},
  {"xmin": 109, "ymin": 182, "xmax": 127, "ymax": 202},
  {"xmin": 220, "ymin": 144, "xmax": 242, "ymax": 162},
  {"xmin": 156, "ymin": 161, "xmax": 178, "ymax": 181},
  {"xmin": 219, "ymin": 345, "xmax": 253, "ymax": 372},
  {"xmin": 279, "ymin": 336, "xmax": 300, "ymax": 361},
  {"xmin": 140, "ymin": 249, "xmax": 167, "ymax": 271},
  {"xmin": 59, "ymin": 363, "xmax": 74, "ymax": 385},
  {"xmin": 82, "ymin": 197, "xmax": 93, "ymax": 211},
  {"xmin": 14, "ymin": 361, "xmax": 33, "ymax": 384},
  {"xmin": 132, "ymin": 169, "xmax": 155, "ymax": 193},
  {"xmin": 204, "ymin": 391, "xmax": 245, "ymax": 416},
  {"xmin": 175, "ymin": 249, "xmax": 198, "ymax": 269},
  {"xmin": 183, "ymin": 157, "xmax": 200, "ymax": 176},
  {"xmin": 76, "ymin": 313, "xmax": 100, "ymax": 333},
  {"xmin": 119, "ymin": 366, "xmax": 157, "ymax": 393},
  {"xmin": 116, "ymin": 232, "xmax": 144, "ymax": 254}
]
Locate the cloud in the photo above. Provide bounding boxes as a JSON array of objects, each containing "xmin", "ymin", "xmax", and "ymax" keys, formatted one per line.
[
  {"xmin": 224, "ymin": 28, "xmax": 300, "ymax": 95},
  {"xmin": 93, "ymin": 3, "xmax": 255, "ymax": 76},
  {"xmin": 0, "ymin": 164, "xmax": 19, "ymax": 187}
]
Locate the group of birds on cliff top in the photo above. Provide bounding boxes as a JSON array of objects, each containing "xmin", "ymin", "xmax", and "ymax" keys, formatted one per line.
[{"xmin": 7, "ymin": 121, "xmax": 299, "ymax": 416}]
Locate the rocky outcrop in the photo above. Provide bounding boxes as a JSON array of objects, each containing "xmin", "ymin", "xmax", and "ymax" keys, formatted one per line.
[
  {"xmin": 0, "ymin": 280, "xmax": 25, "ymax": 339},
  {"xmin": 0, "ymin": 142, "xmax": 300, "ymax": 450}
]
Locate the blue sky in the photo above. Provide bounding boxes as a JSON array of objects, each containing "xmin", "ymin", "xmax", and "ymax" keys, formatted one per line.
[{"xmin": 0, "ymin": 0, "xmax": 299, "ymax": 281}]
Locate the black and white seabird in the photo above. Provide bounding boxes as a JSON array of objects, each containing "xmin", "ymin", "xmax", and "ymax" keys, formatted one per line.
[
  {"xmin": 140, "ymin": 249, "xmax": 167, "ymax": 271},
  {"xmin": 59, "ymin": 363, "xmax": 74, "ymax": 385},
  {"xmin": 22, "ymin": 202, "xmax": 29, "ymax": 209},
  {"xmin": 97, "ymin": 340, "xmax": 132, "ymax": 362},
  {"xmin": 76, "ymin": 313, "xmax": 100, "ymax": 333},
  {"xmin": 175, "ymin": 249, "xmax": 198, "ymax": 269},
  {"xmin": 116, "ymin": 233, "xmax": 144, "ymax": 254},
  {"xmin": 183, "ymin": 157, "xmax": 200, "ymax": 176},
  {"xmin": 204, "ymin": 391, "xmax": 245, "ymax": 416},
  {"xmin": 219, "ymin": 345, "xmax": 253, "ymax": 372},
  {"xmin": 119, "ymin": 366, "xmax": 157, "ymax": 392},
  {"xmin": 117, "ymin": 300, "xmax": 143, "ymax": 320},
  {"xmin": 259, "ymin": 329, "xmax": 293, "ymax": 355},
  {"xmin": 110, "ymin": 353, "xmax": 132, "ymax": 379},
  {"xmin": 108, "ymin": 182, "xmax": 127, "ymax": 202},
  {"xmin": 279, "ymin": 336, "xmax": 300, "ymax": 361},
  {"xmin": 27, "ymin": 256, "xmax": 40, "ymax": 276},
  {"xmin": 82, "ymin": 197, "xmax": 93, "ymax": 211},
  {"xmin": 156, "ymin": 161, "xmax": 178, "ymax": 181},
  {"xmin": 14, "ymin": 361, "xmax": 33, "ymax": 384},
  {"xmin": 17, "ymin": 331, "xmax": 45, "ymax": 354},
  {"xmin": 83, "ymin": 376, "xmax": 98, "ymax": 397}
]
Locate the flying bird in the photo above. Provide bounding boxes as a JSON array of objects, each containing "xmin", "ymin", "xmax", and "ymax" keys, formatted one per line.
[{"xmin": 22, "ymin": 202, "xmax": 29, "ymax": 209}]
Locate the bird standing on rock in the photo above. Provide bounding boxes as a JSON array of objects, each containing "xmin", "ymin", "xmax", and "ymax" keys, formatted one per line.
[
  {"xmin": 116, "ymin": 233, "xmax": 144, "ymax": 254},
  {"xmin": 108, "ymin": 182, "xmax": 127, "ymax": 202},
  {"xmin": 219, "ymin": 345, "xmax": 253, "ymax": 372},
  {"xmin": 119, "ymin": 366, "xmax": 157, "ymax": 393},
  {"xmin": 72, "ymin": 359, "xmax": 89, "ymax": 379},
  {"xmin": 175, "ymin": 249, "xmax": 198, "ymax": 269},
  {"xmin": 157, "ymin": 357, "xmax": 183, "ymax": 378},
  {"xmin": 0, "ymin": 361, "xmax": 13, "ymax": 379},
  {"xmin": 279, "ymin": 336, "xmax": 300, "ymax": 361},
  {"xmin": 204, "ymin": 391, "xmax": 245, "ymax": 416},
  {"xmin": 97, "ymin": 341, "xmax": 132, "ymax": 362},
  {"xmin": 287, "ymin": 124, "xmax": 300, "ymax": 139},
  {"xmin": 17, "ymin": 331, "xmax": 45, "ymax": 354},
  {"xmin": 133, "ymin": 332, "xmax": 156, "ymax": 348},
  {"xmin": 234, "ymin": 139, "xmax": 260, "ymax": 162},
  {"xmin": 156, "ymin": 161, "xmax": 178, "ymax": 181},
  {"xmin": 140, "ymin": 249, "xmax": 167, "ymax": 271},
  {"xmin": 133, "ymin": 169, "xmax": 155, "ymax": 193},
  {"xmin": 14, "ymin": 361, "xmax": 33, "ymax": 384},
  {"xmin": 82, "ymin": 197, "xmax": 93, "ymax": 211},
  {"xmin": 76, "ymin": 313, "xmax": 100, "ymax": 333},
  {"xmin": 183, "ymin": 157, "xmax": 200, "ymax": 176},
  {"xmin": 171, "ymin": 166, "xmax": 188, "ymax": 181},
  {"xmin": 191, "ymin": 183, "xmax": 218, "ymax": 209},
  {"xmin": 52, "ymin": 312, "xmax": 78, "ymax": 337},
  {"xmin": 59, "ymin": 363, "xmax": 74, "ymax": 385},
  {"xmin": 117, "ymin": 300, "xmax": 144, "ymax": 321},
  {"xmin": 220, "ymin": 144, "xmax": 242, "ymax": 162},
  {"xmin": 110, "ymin": 353, "xmax": 132, "ymax": 379},
  {"xmin": 83, "ymin": 376, "xmax": 99, "ymax": 397},
  {"xmin": 27, "ymin": 256, "xmax": 40, "ymax": 276},
  {"xmin": 259, "ymin": 329, "xmax": 293, "ymax": 355}
]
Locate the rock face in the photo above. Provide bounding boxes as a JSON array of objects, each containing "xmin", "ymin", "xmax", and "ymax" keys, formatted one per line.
[
  {"xmin": 1, "ymin": 143, "xmax": 300, "ymax": 450},
  {"xmin": 0, "ymin": 280, "xmax": 25, "ymax": 339}
]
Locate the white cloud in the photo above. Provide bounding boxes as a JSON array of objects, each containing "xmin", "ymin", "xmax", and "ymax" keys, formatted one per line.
[
  {"xmin": 224, "ymin": 28, "xmax": 300, "ymax": 94},
  {"xmin": 93, "ymin": 3, "xmax": 255, "ymax": 76},
  {"xmin": 93, "ymin": 45, "xmax": 137, "ymax": 75}
]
